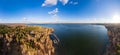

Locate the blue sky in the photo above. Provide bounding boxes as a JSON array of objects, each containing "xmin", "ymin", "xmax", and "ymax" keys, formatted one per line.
[{"xmin": 0, "ymin": 0, "xmax": 120, "ymax": 23}]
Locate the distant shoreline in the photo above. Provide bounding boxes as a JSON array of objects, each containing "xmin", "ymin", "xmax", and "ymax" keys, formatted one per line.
[{"xmin": 1, "ymin": 23, "xmax": 120, "ymax": 25}]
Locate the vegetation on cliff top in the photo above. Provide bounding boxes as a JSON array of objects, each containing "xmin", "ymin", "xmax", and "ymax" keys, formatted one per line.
[
  {"xmin": 0, "ymin": 24, "xmax": 55, "ymax": 55},
  {"xmin": 105, "ymin": 24, "xmax": 120, "ymax": 55}
]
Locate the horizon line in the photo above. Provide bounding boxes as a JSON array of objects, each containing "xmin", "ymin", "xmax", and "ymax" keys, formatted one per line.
[{"xmin": 0, "ymin": 22, "xmax": 120, "ymax": 24}]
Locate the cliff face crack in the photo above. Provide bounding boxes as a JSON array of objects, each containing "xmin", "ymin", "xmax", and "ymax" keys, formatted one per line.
[{"xmin": 0, "ymin": 24, "xmax": 57, "ymax": 55}]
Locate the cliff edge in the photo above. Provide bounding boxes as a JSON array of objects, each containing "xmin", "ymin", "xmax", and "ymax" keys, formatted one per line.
[
  {"xmin": 104, "ymin": 24, "xmax": 120, "ymax": 55},
  {"xmin": 0, "ymin": 24, "xmax": 55, "ymax": 55}
]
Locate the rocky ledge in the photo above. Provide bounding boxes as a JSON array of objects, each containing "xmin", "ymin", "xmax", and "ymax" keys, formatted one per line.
[
  {"xmin": 0, "ymin": 24, "xmax": 55, "ymax": 55},
  {"xmin": 104, "ymin": 24, "xmax": 120, "ymax": 55}
]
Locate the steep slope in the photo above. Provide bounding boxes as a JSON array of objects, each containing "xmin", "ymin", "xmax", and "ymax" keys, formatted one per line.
[
  {"xmin": 104, "ymin": 24, "xmax": 120, "ymax": 55},
  {"xmin": 0, "ymin": 24, "xmax": 55, "ymax": 55}
]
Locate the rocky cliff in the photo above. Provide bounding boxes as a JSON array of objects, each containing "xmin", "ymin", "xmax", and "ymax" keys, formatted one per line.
[
  {"xmin": 0, "ymin": 24, "xmax": 55, "ymax": 55},
  {"xmin": 104, "ymin": 24, "xmax": 120, "ymax": 55}
]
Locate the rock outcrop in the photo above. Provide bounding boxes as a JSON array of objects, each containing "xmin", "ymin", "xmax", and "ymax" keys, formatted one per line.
[
  {"xmin": 104, "ymin": 24, "xmax": 120, "ymax": 55},
  {"xmin": 0, "ymin": 24, "xmax": 55, "ymax": 55}
]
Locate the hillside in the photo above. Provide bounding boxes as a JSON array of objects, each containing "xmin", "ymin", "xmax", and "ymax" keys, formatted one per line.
[
  {"xmin": 0, "ymin": 24, "xmax": 55, "ymax": 55},
  {"xmin": 104, "ymin": 24, "xmax": 120, "ymax": 55}
]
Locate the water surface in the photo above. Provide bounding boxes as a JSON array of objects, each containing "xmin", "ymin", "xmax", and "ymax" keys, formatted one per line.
[{"xmin": 28, "ymin": 24, "xmax": 109, "ymax": 55}]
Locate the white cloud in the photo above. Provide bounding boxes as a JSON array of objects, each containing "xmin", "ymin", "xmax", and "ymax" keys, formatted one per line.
[
  {"xmin": 70, "ymin": 1, "xmax": 78, "ymax": 5},
  {"xmin": 48, "ymin": 8, "xmax": 58, "ymax": 15},
  {"xmin": 41, "ymin": 0, "xmax": 69, "ymax": 7},
  {"xmin": 59, "ymin": 0, "xmax": 69, "ymax": 5},
  {"xmin": 48, "ymin": 8, "xmax": 59, "ymax": 22},
  {"xmin": 42, "ymin": 0, "xmax": 57, "ymax": 7}
]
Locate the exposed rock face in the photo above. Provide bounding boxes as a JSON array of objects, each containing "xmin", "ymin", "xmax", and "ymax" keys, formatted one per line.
[
  {"xmin": 0, "ymin": 24, "xmax": 55, "ymax": 55},
  {"xmin": 104, "ymin": 24, "xmax": 120, "ymax": 55}
]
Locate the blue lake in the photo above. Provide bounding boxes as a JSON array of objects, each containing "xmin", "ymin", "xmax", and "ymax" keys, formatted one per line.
[{"xmin": 28, "ymin": 24, "xmax": 109, "ymax": 55}]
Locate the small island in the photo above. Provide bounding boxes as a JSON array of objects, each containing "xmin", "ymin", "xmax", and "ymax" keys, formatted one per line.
[
  {"xmin": 0, "ymin": 24, "xmax": 55, "ymax": 55},
  {"xmin": 104, "ymin": 24, "xmax": 120, "ymax": 55}
]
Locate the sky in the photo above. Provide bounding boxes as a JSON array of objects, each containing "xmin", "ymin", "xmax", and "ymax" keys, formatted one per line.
[{"xmin": 0, "ymin": 0, "xmax": 120, "ymax": 23}]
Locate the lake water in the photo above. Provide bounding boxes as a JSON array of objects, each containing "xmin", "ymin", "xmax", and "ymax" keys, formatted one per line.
[{"xmin": 28, "ymin": 24, "xmax": 109, "ymax": 55}]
